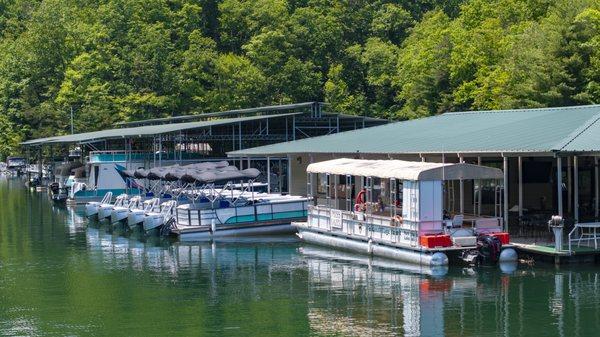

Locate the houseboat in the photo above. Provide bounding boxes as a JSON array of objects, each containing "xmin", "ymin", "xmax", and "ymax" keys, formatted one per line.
[{"xmin": 294, "ymin": 158, "xmax": 518, "ymax": 266}]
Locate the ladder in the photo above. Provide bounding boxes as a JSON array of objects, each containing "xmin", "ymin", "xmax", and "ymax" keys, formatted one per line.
[
  {"xmin": 494, "ymin": 186, "xmax": 504, "ymax": 217},
  {"xmin": 447, "ymin": 181, "xmax": 455, "ymax": 213}
]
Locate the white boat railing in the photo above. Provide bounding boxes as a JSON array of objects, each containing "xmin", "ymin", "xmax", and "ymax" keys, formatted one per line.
[
  {"xmin": 100, "ymin": 191, "xmax": 113, "ymax": 204},
  {"xmin": 177, "ymin": 199, "xmax": 309, "ymax": 227},
  {"xmin": 306, "ymin": 205, "xmax": 420, "ymax": 247}
]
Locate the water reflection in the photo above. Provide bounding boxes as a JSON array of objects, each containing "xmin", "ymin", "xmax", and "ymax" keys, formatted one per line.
[
  {"xmin": 4, "ymin": 180, "xmax": 600, "ymax": 337},
  {"xmin": 69, "ymin": 204, "xmax": 600, "ymax": 337},
  {"xmin": 300, "ymin": 244, "xmax": 600, "ymax": 337}
]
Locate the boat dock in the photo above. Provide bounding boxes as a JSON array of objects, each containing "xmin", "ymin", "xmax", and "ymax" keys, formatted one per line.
[{"xmin": 514, "ymin": 242, "xmax": 600, "ymax": 264}]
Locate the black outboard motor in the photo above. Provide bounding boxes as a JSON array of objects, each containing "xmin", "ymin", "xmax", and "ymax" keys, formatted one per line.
[
  {"xmin": 477, "ymin": 235, "xmax": 502, "ymax": 265},
  {"xmin": 49, "ymin": 182, "xmax": 60, "ymax": 195}
]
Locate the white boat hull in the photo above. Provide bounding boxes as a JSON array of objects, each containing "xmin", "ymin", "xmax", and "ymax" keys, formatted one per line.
[
  {"xmin": 97, "ymin": 204, "xmax": 114, "ymax": 220},
  {"xmin": 175, "ymin": 223, "xmax": 294, "ymax": 241},
  {"xmin": 127, "ymin": 210, "xmax": 145, "ymax": 229},
  {"xmin": 85, "ymin": 202, "xmax": 101, "ymax": 217},
  {"xmin": 143, "ymin": 214, "xmax": 164, "ymax": 232},
  {"xmin": 296, "ymin": 227, "xmax": 449, "ymax": 266},
  {"xmin": 110, "ymin": 207, "xmax": 129, "ymax": 224}
]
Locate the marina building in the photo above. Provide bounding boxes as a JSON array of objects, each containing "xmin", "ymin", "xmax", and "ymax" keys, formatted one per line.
[
  {"xmin": 229, "ymin": 105, "xmax": 600, "ymax": 232},
  {"xmin": 21, "ymin": 102, "xmax": 386, "ymax": 196}
]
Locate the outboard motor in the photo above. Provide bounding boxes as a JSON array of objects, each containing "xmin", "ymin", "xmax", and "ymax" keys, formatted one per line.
[
  {"xmin": 49, "ymin": 182, "xmax": 60, "ymax": 195},
  {"xmin": 477, "ymin": 235, "xmax": 502, "ymax": 264}
]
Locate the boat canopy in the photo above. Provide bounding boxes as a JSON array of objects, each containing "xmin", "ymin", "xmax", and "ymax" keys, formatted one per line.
[{"xmin": 306, "ymin": 158, "xmax": 503, "ymax": 181}]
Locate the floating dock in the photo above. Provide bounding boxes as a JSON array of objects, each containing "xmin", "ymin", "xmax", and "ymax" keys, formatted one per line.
[{"xmin": 513, "ymin": 243, "xmax": 600, "ymax": 264}]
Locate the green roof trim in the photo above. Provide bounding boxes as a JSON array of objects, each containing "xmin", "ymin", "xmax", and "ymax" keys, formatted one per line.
[
  {"xmin": 228, "ymin": 105, "xmax": 600, "ymax": 156},
  {"xmin": 22, "ymin": 113, "xmax": 303, "ymax": 146}
]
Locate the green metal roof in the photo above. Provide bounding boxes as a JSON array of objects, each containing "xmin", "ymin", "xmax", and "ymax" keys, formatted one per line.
[
  {"xmin": 22, "ymin": 113, "xmax": 302, "ymax": 146},
  {"xmin": 115, "ymin": 102, "xmax": 323, "ymax": 126},
  {"xmin": 228, "ymin": 105, "xmax": 600, "ymax": 156}
]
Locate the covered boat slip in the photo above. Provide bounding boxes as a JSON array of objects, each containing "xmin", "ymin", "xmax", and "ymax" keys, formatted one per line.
[
  {"xmin": 297, "ymin": 158, "xmax": 510, "ymax": 265},
  {"xmin": 22, "ymin": 102, "xmax": 387, "ymax": 200},
  {"xmin": 229, "ymin": 105, "xmax": 600, "ymax": 258}
]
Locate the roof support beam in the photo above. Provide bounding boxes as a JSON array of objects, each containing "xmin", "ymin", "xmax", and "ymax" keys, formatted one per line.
[
  {"xmin": 503, "ymin": 155, "xmax": 509, "ymax": 231},
  {"xmin": 477, "ymin": 157, "xmax": 482, "ymax": 215},
  {"xmin": 568, "ymin": 156, "xmax": 572, "ymax": 214},
  {"xmin": 518, "ymin": 156, "xmax": 523, "ymax": 218},
  {"xmin": 574, "ymin": 155, "xmax": 579, "ymax": 223},
  {"xmin": 459, "ymin": 155, "xmax": 464, "ymax": 215},
  {"xmin": 594, "ymin": 156, "xmax": 600, "ymax": 220},
  {"xmin": 557, "ymin": 156, "xmax": 563, "ymax": 217}
]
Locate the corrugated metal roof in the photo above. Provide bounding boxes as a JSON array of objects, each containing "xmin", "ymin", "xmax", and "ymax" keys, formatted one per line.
[
  {"xmin": 228, "ymin": 105, "xmax": 600, "ymax": 156},
  {"xmin": 22, "ymin": 113, "xmax": 302, "ymax": 146},
  {"xmin": 559, "ymin": 114, "xmax": 600, "ymax": 152}
]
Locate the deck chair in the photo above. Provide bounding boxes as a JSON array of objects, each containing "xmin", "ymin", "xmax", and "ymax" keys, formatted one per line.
[{"xmin": 451, "ymin": 214, "xmax": 464, "ymax": 228}]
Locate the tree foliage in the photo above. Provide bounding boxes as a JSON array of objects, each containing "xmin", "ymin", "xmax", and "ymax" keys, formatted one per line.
[{"xmin": 0, "ymin": 0, "xmax": 600, "ymax": 158}]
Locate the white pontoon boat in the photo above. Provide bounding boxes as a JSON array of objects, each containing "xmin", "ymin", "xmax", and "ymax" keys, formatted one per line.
[{"xmin": 295, "ymin": 158, "xmax": 518, "ymax": 267}]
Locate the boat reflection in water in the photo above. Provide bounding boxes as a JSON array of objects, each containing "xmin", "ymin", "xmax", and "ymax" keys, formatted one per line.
[
  {"xmin": 301, "ymin": 246, "xmax": 454, "ymax": 337},
  {"xmin": 300, "ymin": 246, "xmax": 525, "ymax": 337},
  {"xmin": 62, "ymin": 204, "xmax": 600, "ymax": 337}
]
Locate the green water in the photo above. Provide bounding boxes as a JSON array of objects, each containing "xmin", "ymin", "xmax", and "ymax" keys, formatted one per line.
[{"xmin": 1, "ymin": 178, "xmax": 600, "ymax": 336}]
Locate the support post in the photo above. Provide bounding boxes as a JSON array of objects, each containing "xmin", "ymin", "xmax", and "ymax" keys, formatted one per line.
[
  {"xmin": 459, "ymin": 155, "xmax": 464, "ymax": 214},
  {"xmin": 518, "ymin": 156, "xmax": 523, "ymax": 218},
  {"xmin": 574, "ymin": 155, "xmax": 579, "ymax": 223},
  {"xmin": 594, "ymin": 156, "xmax": 600, "ymax": 220},
  {"xmin": 267, "ymin": 156, "xmax": 271, "ymax": 194},
  {"xmin": 503, "ymin": 156, "xmax": 509, "ymax": 231},
  {"xmin": 158, "ymin": 136, "xmax": 162, "ymax": 167},
  {"xmin": 557, "ymin": 157, "xmax": 563, "ymax": 217},
  {"xmin": 567, "ymin": 156, "xmax": 572, "ymax": 214},
  {"xmin": 278, "ymin": 158, "xmax": 283, "ymax": 193},
  {"xmin": 38, "ymin": 147, "xmax": 43, "ymax": 181},
  {"xmin": 477, "ymin": 157, "xmax": 482, "ymax": 215}
]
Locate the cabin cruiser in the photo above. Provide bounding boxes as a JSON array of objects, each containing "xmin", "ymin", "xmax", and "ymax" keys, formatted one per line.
[{"xmin": 294, "ymin": 158, "xmax": 518, "ymax": 267}]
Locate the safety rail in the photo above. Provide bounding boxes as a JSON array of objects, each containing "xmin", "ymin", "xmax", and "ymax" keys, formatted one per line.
[
  {"xmin": 99, "ymin": 191, "xmax": 113, "ymax": 204},
  {"xmin": 89, "ymin": 151, "xmax": 149, "ymax": 163},
  {"xmin": 568, "ymin": 222, "xmax": 600, "ymax": 252},
  {"xmin": 306, "ymin": 205, "xmax": 420, "ymax": 246},
  {"xmin": 177, "ymin": 199, "xmax": 309, "ymax": 227}
]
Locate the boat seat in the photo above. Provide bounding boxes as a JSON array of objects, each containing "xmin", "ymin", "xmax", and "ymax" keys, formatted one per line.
[{"xmin": 446, "ymin": 214, "xmax": 464, "ymax": 229}]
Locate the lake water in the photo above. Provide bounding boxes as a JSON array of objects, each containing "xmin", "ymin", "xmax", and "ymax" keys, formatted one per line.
[{"xmin": 1, "ymin": 178, "xmax": 600, "ymax": 336}]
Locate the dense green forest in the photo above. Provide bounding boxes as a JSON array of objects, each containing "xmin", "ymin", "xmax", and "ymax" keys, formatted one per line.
[{"xmin": 1, "ymin": 0, "xmax": 600, "ymax": 156}]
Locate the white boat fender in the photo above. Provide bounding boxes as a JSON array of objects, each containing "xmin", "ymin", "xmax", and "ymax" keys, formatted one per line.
[
  {"xmin": 211, "ymin": 218, "xmax": 216, "ymax": 235},
  {"xmin": 295, "ymin": 232, "xmax": 303, "ymax": 240},
  {"xmin": 499, "ymin": 248, "xmax": 518, "ymax": 262},
  {"xmin": 367, "ymin": 239, "xmax": 373, "ymax": 254},
  {"xmin": 430, "ymin": 252, "xmax": 449, "ymax": 266}
]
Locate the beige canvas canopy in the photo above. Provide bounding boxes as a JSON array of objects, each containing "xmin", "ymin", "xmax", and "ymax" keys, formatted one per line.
[{"xmin": 306, "ymin": 158, "xmax": 503, "ymax": 181}]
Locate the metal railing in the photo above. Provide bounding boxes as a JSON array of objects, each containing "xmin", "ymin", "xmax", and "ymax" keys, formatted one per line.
[
  {"xmin": 177, "ymin": 199, "xmax": 308, "ymax": 227},
  {"xmin": 568, "ymin": 222, "xmax": 600, "ymax": 252},
  {"xmin": 306, "ymin": 206, "xmax": 420, "ymax": 246}
]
